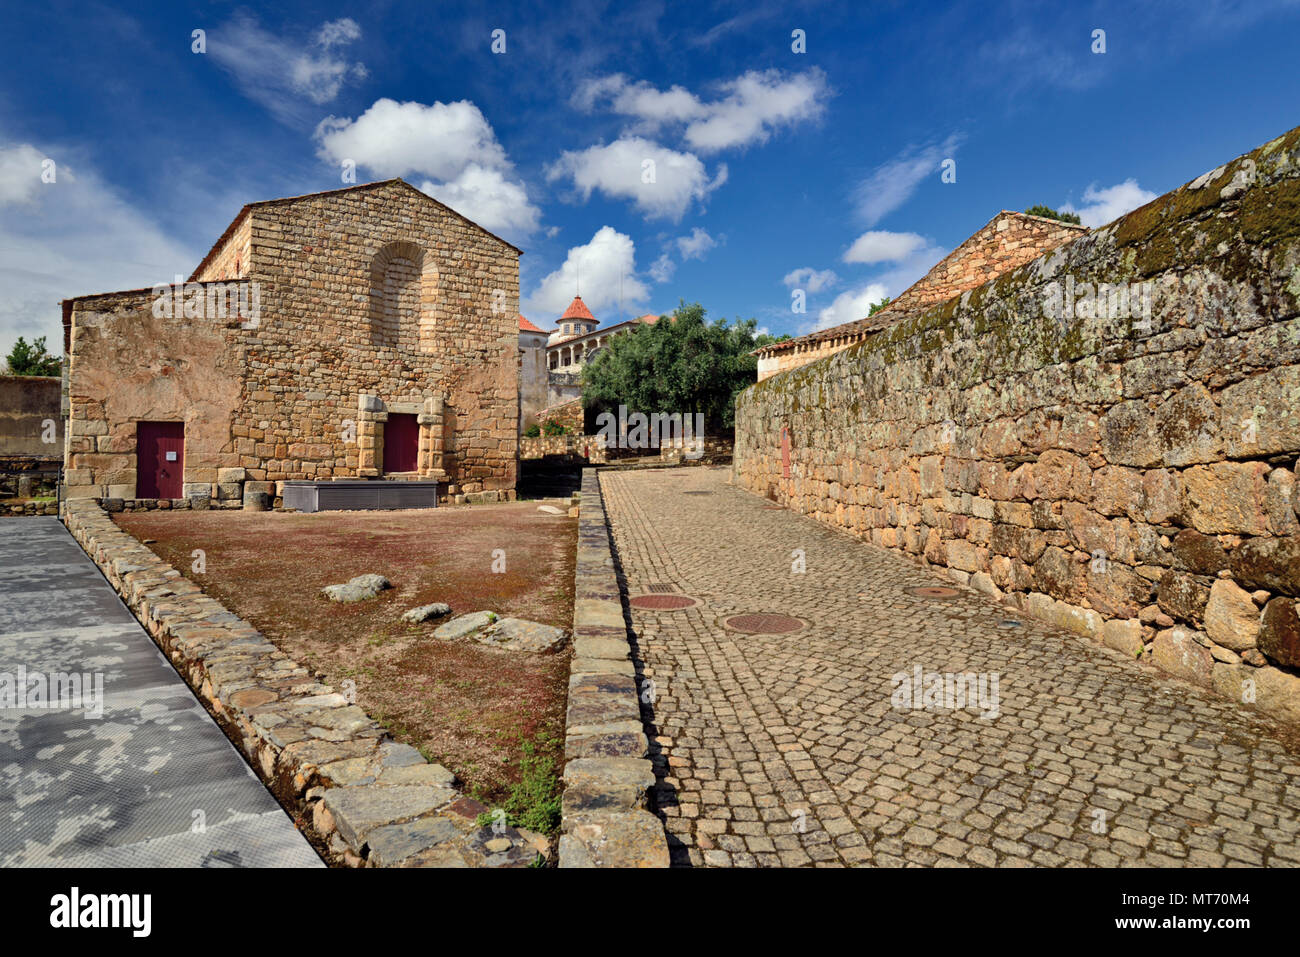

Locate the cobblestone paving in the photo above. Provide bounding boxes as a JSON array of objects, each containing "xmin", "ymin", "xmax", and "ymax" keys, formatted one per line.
[{"xmin": 600, "ymin": 467, "xmax": 1300, "ymax": 867}]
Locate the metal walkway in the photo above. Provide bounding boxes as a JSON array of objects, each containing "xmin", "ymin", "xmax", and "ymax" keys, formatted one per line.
[{"xmin": 0, "ymin": 517, "xmax": 322, "ymax": 867}]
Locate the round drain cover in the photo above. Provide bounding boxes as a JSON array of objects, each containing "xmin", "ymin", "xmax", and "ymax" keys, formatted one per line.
[
  {"xmin": 906, "ymin": 586, "xmax": 961, "ymax": 598},
  {"xmin": 630, "ymin": 594, "xmax": 698, "ymax": 610},
  {"xmin": 723, "ymin": 613, "xmax": 805, "ymax": 634}
]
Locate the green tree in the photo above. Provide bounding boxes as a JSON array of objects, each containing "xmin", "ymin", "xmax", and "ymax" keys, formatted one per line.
[
  {"xmin": 1024, "ymin": 204, "xmax": 1082, "ymax": 225},
  {"xmin": 4, "ymin": 336, "xmax": 61, "ymax": 376},
  {"xmin": 868, "ymin": 297, "xmax": 892, "ymax": 316},
  {"xmin": 580, "ymin": 301, "xmax": 765, "ymax": 434}
]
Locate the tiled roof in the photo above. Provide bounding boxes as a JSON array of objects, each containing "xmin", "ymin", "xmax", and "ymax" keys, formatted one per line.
[
  {"xmin": 561, "ymin": 296, "xmax": 596, "ymax": 322},
  {"xmin": 518, "ymin": 314, "xmax": 546, "ymax": 333}
]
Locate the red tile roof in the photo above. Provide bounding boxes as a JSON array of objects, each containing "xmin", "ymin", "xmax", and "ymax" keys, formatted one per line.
[
  {"xmin": 561, "ymin": 296, "xmax": 596, "ymax": 322},
  {"xmin": 518, "ymin": 314, "xmax": 546, "ymax": 333},
  {"xmin": 637, "ymin": 313, "xmax": 660, "ymax": 324}
]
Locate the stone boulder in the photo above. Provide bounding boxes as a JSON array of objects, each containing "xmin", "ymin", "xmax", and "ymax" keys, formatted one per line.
[
  {"xmin": 1203, "ymin": 579, "xmax": 1260, "ymax": 651},
  {"xmin": 1230, "ymin": 536, "xmax": 1300, "ymax": 596},
  {"xmin": 478, "ymin": 617, "xmax": 568, "ymax": 653},
  {"xmin": 1156, "ymin": 570, "xmax": 1211, "ymax": 622},
  {"xmin": 1152, "ymin": 627, "xmax": 1213, "ymax": 686},
  {"xmin": 434, "ymin": 611, "xmax": 497, "ymax": 641},
  {"xmin": 1259, "ymin": 597, "xmax": 1300, "ymax": 668},
  {"xmin": 402, "ymin": 602, "xmax": 452, "ymax": 624},
  {"xmin": 322, "ymin": 574, "xmax": 392, "ymax": 603}
]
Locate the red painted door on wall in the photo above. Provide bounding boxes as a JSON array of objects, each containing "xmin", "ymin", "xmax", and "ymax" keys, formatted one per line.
[
  {"xmin": 384, "ymin": 413, "xmax": 419, "ymax": 473},
  {"xmin": 137, "ymin": 421, "xmax": 184, "ymax": 499}
]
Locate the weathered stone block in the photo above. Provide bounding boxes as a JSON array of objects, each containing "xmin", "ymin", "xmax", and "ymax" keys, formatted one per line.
[
  {"xmin": 1152, "ymin": 627, "xmax": 1213, "ymax": 686},
  {"xmin": 1259, "ymin": 596, "xmax": 1300, "ymax": 668},
  {"xmin": 1204, "ymin": 579, "xmax": 1260, "ymax": 651}
]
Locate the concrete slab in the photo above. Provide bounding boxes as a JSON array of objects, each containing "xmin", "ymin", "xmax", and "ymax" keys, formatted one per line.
[{"xmin": 0, "ymin": 517, "xmax": 322, "ymax": 867}]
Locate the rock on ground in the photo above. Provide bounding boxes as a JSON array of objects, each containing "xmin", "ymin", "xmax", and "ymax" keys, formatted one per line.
[
  {"xmin": 434, "ymin": 610, "xmax": 497, "ymax": 641},
  {"xmin": 402, "ymin": 602, "xmax": 452, "ymax": 623},
  {"xmin": 322, "ymin": 574, "xmax": 392, "ymax": 603},
  {"xmin": 433, "ymin": 610, "xmax": 567, "ymax": 652},
  {"xmin": 478, "ymin": 617, "xmax": 568, "ymax": 653}
]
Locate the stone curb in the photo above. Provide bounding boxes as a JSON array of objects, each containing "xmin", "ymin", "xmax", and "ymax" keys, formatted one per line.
[
  {"xmin": 60, "ymin": 499, "xmax": 548, "ymax": 868},
  {"xmin": 557, "ymin": 468, "xmax": 669, "ymax": 867}
]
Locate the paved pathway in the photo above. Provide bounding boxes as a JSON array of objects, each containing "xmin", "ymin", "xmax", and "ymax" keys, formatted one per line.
[
  {"xmin": 601, "ymin": 467, "xmax": 1300, "ymax": 867},
  {"xmin": 0, "ymin": 517, "xmax": 322, "ymax": 867}
]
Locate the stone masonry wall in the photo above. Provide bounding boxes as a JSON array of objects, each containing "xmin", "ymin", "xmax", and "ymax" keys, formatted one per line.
[
  {"xmin": 756, "ymin": 212, "xmax": 1087, "ymax": 382},
  {"xmin": 64, "ymin": 181, "xmax": 520, "ymax": 502},
  {"xmin": 735, "ymin": 126, "xmax": 1300, "ymax": 723},
  {"xmin": 240, "ymin": 182, "xmax": 519, "ymax": 493}
]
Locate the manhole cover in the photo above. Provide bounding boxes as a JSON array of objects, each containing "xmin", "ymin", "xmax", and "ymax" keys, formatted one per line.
[
  {"xmin": 723, "ymin": 613, "xmax": 806, "ymax": 634},
  {"xmin": 682, "ymin": 490, "xmax": 713, "ymax": 495},
  {"xmin": 997, "ymin": 618, "xmax": 1024, "ymax": 629},
  {"xmin": 630, "ymin": 594, "xmax": 698, "ymax": 610},
  {"xmin": 906, "ymin": 586, "xmax": 961, "ymax": 598}
]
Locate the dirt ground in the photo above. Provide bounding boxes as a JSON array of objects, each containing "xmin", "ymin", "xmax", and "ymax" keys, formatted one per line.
[{"xmin": 116, "ymin": 501, "xmax": 575, "ymax": 813}]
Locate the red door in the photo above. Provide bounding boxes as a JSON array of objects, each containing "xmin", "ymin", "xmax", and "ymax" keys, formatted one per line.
[
  {"xmin": 383, "ymin": 413, "xmax": 419, "ymax": 474},
  {"xmin": 137, "ymin": 421, "xmax": 184, "ymax": 499}
]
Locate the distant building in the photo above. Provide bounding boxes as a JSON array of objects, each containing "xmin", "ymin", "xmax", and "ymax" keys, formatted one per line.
[
  {"xmin": 753, "ymin": 211, "xmax": 1088, "ymax": 381},
  {"xmin": 516, "ymin": 296, "xmax": 659, "ymax": 433}
]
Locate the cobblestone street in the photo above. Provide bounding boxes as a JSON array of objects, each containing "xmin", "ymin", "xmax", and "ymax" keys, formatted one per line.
[{"xmin": 600, "ymin": 467, "xmax": 1300, "ymax": 867}]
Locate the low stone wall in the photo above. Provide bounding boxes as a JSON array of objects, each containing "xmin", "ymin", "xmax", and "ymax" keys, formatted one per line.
[
  {"xmin": 538, "ymin": 397, "xmax": 584, "ymax": 434},
  {"xmin": 558, "ymin": 468, "xmax": 669, "ymax": 867},
  {"xmin": 1, "ymin": 499, "xmax": 59, "ymax": 517},
  {"xmin": 519, "ymin": 433, "xmax": 733, "ymax": 466},
  {"xmin": 520, "ymin": 434, "xmax": 608, "ymax": 463},
  {"xmin": 735, "ymin": 125, "xmax": 1300, "ymax": 724},
  {"xmin": 61, "ymin": 499, "xmax": 550, "ymax": 867}
]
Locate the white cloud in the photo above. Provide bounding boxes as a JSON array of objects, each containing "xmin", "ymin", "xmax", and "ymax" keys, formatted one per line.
[
  {"xmin": 853, "ymin": 134, "xmax": 963, "ymax": 226},
  {"xmin": 1062, "ymin": 179, "xmax": 1157, "ymax": 228},
  {"xmin": 575, "ymin": 69, "xmax": 828, "ymax": 154},
  {"xmin": 843, "ymin": 230, "xmax": 928, "ymax": 265},
  {"xmin": 782, "ymin": 267, "xmax": 837, "ymax": 294},
  {"xmin": 547, "ymin": 136, "xmax": 726, "ymax": 222},
  {"xmin": 315, "ymin": 98, "xmax": 540, "ymax": 237},
  {"xmin": 524, "ymin": 226, "xmax": 649, "ymax": 318},
  {"xmin": 209, "ymin": 15, "xmax": 367, "ymax": 123},
  {"xmin": 0, "ymin": 143, "xmax": 48, "ymax": 205},
  {"xmin": 0, "ymin": 143, "xmax": 197, "ymax": 359},
  {"xmin": 649, "ymin": 253, "xmax": 675, "ymax": 284},
  {"xmin": 811, "ymin": 282, "xmax": 892, "ymax": 332},
  {"xmin": 675, "ymin": 227, "xmax": 717, "ymax": 261}
]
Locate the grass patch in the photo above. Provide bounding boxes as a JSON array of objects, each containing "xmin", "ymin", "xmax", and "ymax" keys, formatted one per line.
[{"xmin": 476, "ymin": 736, "xmax": 562, "ymax": 836}]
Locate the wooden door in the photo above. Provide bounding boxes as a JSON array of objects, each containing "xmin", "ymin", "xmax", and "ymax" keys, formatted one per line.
[
  {"xmin": 383, "ymin": 413, "xmax": 419, "ymax": 474},
  {"xmin": 136, "ymin": 421, "xmax": 184, "ymax": 499}
]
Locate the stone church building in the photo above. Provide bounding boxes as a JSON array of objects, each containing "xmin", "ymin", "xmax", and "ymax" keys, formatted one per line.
[{"xmin": 61, "ymin": 179, "xmax": 521, "ymax": 506}]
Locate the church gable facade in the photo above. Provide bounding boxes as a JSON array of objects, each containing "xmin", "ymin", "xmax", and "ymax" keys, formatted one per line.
[{"xmin": 62, "ymin": 179, "xmax": 521, "ymax": 506}]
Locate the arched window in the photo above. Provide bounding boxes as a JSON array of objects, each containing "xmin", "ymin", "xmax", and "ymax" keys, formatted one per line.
[{"xmin": 368, "ymin": 241, "xmax": 438, "ymax": 352}]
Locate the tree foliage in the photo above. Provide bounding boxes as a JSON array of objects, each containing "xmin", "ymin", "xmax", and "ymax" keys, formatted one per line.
[
  {"xmin": 4, "ymin": 336, "xmax": 61, "ymax": 376},
  {"xmin": 1024, "ymin": 204, "xmax": 1082, "ymax": 225},
  {"xmin": 580, "ymin": 302, "xmax": 768, "ymax": 433}
]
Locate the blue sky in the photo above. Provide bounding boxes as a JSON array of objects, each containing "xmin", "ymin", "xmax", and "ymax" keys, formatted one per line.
[{"xmin": 2, "ymin": 0, "xmax": 1300, "ymax": 357}]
